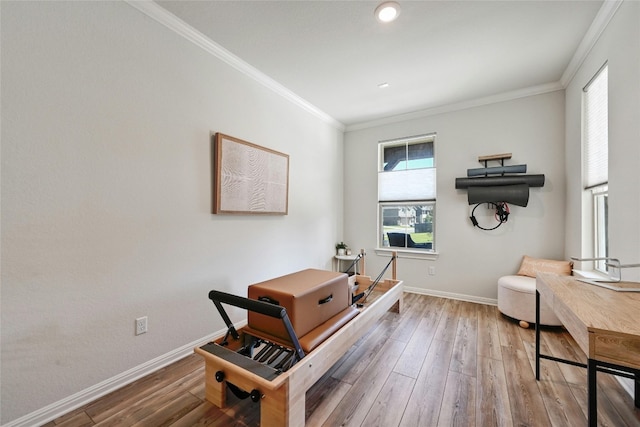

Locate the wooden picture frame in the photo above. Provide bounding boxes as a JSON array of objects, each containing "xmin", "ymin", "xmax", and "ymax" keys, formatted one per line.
[{"xmin": 212, "ymin": 133, "xmax": 289, "ymax": 215}]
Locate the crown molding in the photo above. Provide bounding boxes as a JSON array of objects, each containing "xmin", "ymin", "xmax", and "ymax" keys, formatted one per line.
[
  {"xmin": 346, "ymin": 81, "xmax": 564, "ymax": 132},
  {"xmin": 127, "ymin": 0, "xmax": 621, "ymax": 134},
  {"xmin": 125, "ymin": 0, "xmax": 345, "ymax": 131},
  {"xmin": 560, "ymin": 0, "xmax": 623, "ymax": 87}
]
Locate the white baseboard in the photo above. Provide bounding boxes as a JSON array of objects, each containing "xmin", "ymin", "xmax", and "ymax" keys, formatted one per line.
[
  {"xmin": 404, "ymin": 286, "xmax": 498, "ymax": 306},
  {"xmin": 1, "ymin": 323, "xmax": 243, "ymax": 427}
]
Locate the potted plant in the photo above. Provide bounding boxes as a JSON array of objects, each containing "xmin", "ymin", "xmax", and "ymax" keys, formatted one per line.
[{"xmin": 335, "ymin": 241, "xmax": 347, "ymax": 256}]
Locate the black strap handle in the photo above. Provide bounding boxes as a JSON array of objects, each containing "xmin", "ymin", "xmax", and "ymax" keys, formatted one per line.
[
  {"xmin": 258, "ymin": 296, "xmax": 280, "ymax": 306},
  {"xmin": 318, "ymin": 294, "xmax": 333, "ymax": 305}
]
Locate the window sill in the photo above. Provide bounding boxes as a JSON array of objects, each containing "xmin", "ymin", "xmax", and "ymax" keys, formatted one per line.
[
  {"xmin": 572, "ymin": 269, "xmax": 609, "ymax": 280},
  {"xmin": 375, "ymin": 247, "xmax": 439, "ymax": 260}
]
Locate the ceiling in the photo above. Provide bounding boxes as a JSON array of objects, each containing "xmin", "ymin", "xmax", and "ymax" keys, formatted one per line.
[{"xmin": 154, "ymin": 1, "xmax": 604, "ymax": 128}]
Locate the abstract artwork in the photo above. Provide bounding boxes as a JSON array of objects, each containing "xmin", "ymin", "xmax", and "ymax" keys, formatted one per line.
[{"xmin": 212, "ymin": 133, "xmax": 289, "ymax": 215}]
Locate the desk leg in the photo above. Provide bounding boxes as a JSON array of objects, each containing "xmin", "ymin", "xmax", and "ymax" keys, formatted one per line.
[
  {"xmin": 535, "ymin": 290, "xmax": 541, "ymax": 381},
  {"xmin": 633, "ymin": 371, "xmax": 640, "ymax": 408},
  {"xmin": 588, "ymin": 358, "xmax": 597, "ymax": 427}
]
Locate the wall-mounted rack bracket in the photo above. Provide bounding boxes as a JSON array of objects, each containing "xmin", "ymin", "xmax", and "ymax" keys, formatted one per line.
[{"xmin": 478, "ymin": 153, "xmax": 512, "ymax": 172}]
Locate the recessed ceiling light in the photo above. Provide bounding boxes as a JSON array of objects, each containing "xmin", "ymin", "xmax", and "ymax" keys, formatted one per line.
[
  {"xmin": 378, "ymin": 82, "xmax": 390, "ymax": 89},
  {"xmin": 375, "ymin": 2, "xmax": 401, "ymax": 23}
]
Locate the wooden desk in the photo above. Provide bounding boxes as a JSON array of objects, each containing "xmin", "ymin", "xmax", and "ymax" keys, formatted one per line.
[{"xmin": 535, "ymin": 272, "xmax": 640, "ymax": 426}]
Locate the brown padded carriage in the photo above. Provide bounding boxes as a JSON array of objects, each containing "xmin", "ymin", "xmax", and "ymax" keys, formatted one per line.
[{"xmin": 248, "ymin": 269, "xmax": 348, "ymax": 340}]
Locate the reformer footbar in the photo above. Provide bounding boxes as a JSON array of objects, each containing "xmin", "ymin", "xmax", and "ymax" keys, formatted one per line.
[
  {"xmin": 204, "ymin": 290, "xmax": 306, "ymax": 399},
  {"xmin": 208, "ymin": 290, "xmax": 305, "ymax": 363}
]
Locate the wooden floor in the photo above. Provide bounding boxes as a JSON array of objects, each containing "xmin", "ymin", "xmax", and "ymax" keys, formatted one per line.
[{"xmin": 46, "ymin": 293, "xmax": 640, "ymax": 427}]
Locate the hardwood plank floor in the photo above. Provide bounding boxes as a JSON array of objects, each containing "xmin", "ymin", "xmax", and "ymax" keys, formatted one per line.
[{"xmin": 45, "ymin": 293, "xmax": 640, "ymax": 427}]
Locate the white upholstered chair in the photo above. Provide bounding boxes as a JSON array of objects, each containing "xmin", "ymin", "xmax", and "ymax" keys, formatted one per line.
[{"xmin": 497, "ymin": 256, "xmax": 572, "ymax": 328}]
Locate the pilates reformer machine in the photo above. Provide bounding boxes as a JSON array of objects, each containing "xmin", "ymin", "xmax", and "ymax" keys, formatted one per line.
[{"xmin": 194, "ymin": 251, "xmax": 402, "ymax": 426}]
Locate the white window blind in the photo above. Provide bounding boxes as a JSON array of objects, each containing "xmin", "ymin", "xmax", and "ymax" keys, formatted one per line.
[
  {"xmin": 378, "ymin": 168, "xmax": 436, "ymax": 201},
  {"xmin": 378, "ymin": 134, "xmax": 436, "ymax": 201},
  {"xmin": 584, "ymin": 64, "xmax": 608, "ymax": 189}
]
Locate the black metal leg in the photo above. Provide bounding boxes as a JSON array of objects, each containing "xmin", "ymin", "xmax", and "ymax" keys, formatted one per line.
[
  {"xmin": 635, "ymin": 371, "xmax": 640, "ymax": 408},
  {"xmin": 588, "ymin": 358, "xmax": 597, "ymax": 427},
  {"xmin": 535, "ymin": 290, "xmax": 541, "ymax": 380}
]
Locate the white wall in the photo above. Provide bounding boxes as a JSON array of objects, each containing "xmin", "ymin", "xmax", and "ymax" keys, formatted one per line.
[
  {"xmin": 564, "ymin": 1, "xmax": 640, "ymax": 277},
  {"xmin": 563, "ymin": 0, "xmax": 640, "ymax": 396},
  {"xmin": 0, "ymin": 2, "xmax": 343, "ymax": 424},
  {"xmin": 344, "ymin": 91, "xmax": 566, "ymax": 301}
]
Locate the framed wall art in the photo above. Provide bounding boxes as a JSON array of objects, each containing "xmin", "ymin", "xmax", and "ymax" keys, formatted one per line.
[{"xmin": 212, "ymin": 133, "xmax": 289, "ymax": 215}]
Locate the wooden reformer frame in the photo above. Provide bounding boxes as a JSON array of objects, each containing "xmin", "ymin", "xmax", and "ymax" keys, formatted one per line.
[{"xmin": 194, "ymin": 252, "xmax": 403, "ymax": 427}]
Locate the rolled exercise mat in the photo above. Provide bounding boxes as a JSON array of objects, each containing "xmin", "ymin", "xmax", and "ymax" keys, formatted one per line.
[
  {"xmin": 455, "ymin": 174, "xmax": 544, "ymax": 189},
  {"xmin": 467, "ymin": 164, "xmax": 527, "ymax": 177},
  {"xmin": 467, "ymin": 184, "xmax": 530, "ymax": 207}
]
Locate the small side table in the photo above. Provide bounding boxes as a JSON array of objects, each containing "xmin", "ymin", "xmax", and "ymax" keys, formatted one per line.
[{"xmin": 334, "ymin": 254, "xmax": 359, "ymax": 274}]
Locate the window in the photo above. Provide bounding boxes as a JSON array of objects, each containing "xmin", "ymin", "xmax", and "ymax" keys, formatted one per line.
[
  {"xmin": 593, "ymin": 186, "xmax": 608, "ymax": 271},
  {"xmin": 378, "ymin": 134, "xmax": 436, "ymax": 251},
  {"xmin": 583, "ymin": 64, "xmax": 608, "ymax": 271}
]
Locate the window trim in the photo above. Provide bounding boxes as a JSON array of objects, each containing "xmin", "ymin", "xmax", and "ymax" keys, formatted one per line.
[
  {"xmin": 377, "ymin": 133, "xmax": 437, "ymax": 257},
  {"xmin": 375, "ymin": 247, "xmax": 440, "ymax": 260},
  {"xmin": 592, "ymin": 185, "xmax": 608, "ymax": 273},
  {"xmin": 581, "ymin": 62, "xmax": 608, "ymax": 273},
  {"xmin": 378, "ymin": 201, "xmax": 436, "ymax": 250}
]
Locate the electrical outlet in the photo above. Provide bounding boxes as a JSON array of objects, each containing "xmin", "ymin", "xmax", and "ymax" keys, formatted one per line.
[
  {"xmin": 428, "ymin": 266, "xmax": 436, "ymax": 276},
  {"xmin": 135, "ymin": 316, "xmax": 148, "ymax": 335}
]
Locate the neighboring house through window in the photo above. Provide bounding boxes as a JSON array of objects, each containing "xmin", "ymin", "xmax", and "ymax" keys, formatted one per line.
[
  {"xmin": 583, "ymin": 63, "xmax": 608, "ymax": 272},
  {"xmin": 378, "ymin": 134, "xmax": 436, "ymax": 251}
]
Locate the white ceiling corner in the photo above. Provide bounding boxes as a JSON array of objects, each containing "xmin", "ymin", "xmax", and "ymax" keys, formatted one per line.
[{"xmin": 131, "ymin": 1, "xmax": 611, "ymax": 130}]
